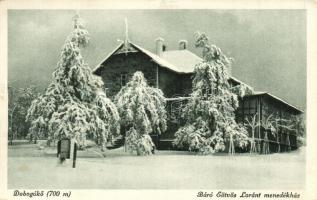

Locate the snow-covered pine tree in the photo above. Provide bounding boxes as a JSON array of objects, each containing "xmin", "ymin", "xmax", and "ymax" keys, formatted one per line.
[
  {"xmin": 173, "ymin": 32, "xmax": 249, "ymax": 155},
  {"xmin": 231, "ymin": 82, "xmax": 254, "ymax": 98},
  {"xmin": 26, "ymin": 14, "xmax": 120, "ymax": 150},
  {"xmin": 115, "ymin": 71, "xmax": 167, "ymax": 155}
]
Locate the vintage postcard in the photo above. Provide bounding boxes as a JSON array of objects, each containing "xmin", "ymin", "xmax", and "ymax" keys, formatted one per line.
[{"xmin": 0, "ymin": 0, "xmax": 316, "ymax": 200}]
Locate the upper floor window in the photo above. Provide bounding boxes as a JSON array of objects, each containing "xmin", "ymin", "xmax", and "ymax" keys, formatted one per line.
[
  {"xmin": 121, "ymin": 73, "xmax": 128, "ymax": 87},
  {"xmin": 104, "ymin": 81, "xmax": 112, "ymax": 89}
]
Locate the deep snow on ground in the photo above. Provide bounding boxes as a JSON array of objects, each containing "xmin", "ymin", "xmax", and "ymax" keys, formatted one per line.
[{"xmin": 8, "ymin": 143, "xmax": 305, "ymax": 189}]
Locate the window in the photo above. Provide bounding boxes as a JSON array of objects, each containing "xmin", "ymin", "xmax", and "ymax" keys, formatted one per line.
[
  {"xmin": 243, "ymin": 98, "xmax": 257, "ymax": 116},
  {"xmin": 104, "ymin": 81, "xmax": 112, "ymax": 91},
  {"xmin": 121, "ymin": 73, "xmax": 128, "ymax": 87}
]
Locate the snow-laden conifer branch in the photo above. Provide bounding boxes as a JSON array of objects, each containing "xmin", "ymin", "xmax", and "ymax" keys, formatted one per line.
[
  {"xmin": 173, "ymin": 32, "xmax": 249, "ymax": 155},
  {"xmin": 115, "ymin": 72, "xmax": 167, "ymax": 155},
  {"xmin": 26, "ymin": 15, "xmax": 120, "ymax": 149}
]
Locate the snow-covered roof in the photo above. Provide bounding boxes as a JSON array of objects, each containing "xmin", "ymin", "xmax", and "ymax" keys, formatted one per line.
[
  {"xmin": 93, "ymin": 42, "xmax": 247, "ymax": 84},
  {"xmin": 246, "ymin": 91, "xmax": 303, "ymax": 113},
  {"xmin": 93, "ymin": 42, "xmax": 125, "ymax": 72},
  {"xmin": 94, "ymin": 41, "xmax": 239, "ymax": 78},
  {"xmin": 130, "ymin": 43, "xmax": 181, "ymax": 73},
  {"xmin": 161, "ymin": 50, "xmax": 203, "ymax": 73}
]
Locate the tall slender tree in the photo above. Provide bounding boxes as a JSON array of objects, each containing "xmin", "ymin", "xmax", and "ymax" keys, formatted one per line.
[
  {"xmin": 261, "ymin": 114, "xmax": 276, "ymax": 154},
  {"xmin": 115, "ymin": 71, "xmax": 167, "ymax": 155},
  {"xmin": 245, "ymin": 113, "xmax": 260, "ymax": 154},
  {"xmin": 173, "ymin": 32, "xmax": 248, "ymax": 154},
  {"xmin": 8, "ymin": 86, "xmax": 38, "ymax": 145},
  {"xmin": 26, "ymin": 14, "xmax": 120, "ymax": 150}
]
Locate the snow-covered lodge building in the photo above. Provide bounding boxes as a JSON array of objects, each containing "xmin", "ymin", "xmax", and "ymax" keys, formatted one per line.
[{"xmin": 93, "ymin": 38, "xmax": 303, "ymax": 153}]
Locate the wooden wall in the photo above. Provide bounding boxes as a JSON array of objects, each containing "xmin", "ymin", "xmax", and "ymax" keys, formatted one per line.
[
  {"xmin": 95, "ymin": 51, "xmax": 193, "ymax": 99},
  {"xmin": 95, "ymin": 52, "xmax": 157, "ymax": 98},
  {"xmin": 236, "ymin": 95, "xmax": 300, "ymax": 153}
]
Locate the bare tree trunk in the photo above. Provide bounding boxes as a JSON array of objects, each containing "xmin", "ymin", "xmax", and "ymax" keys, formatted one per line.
[
  {"xmin": 136, "ymin": 147, "xmax": 141, "ymax": 156},
  {"xmin": 250, "ymin": 130, "xmax": 257, "ymax": 154},
  {"xmin": 10, "ymin": 132, "xmax": 13, "ymax": 146},
  {"xmin": 124, "ymin": 138, "xmax": 127, "ymax": 152},
  {"xmin": 250, "ymin": 139, "xmax": 256, "ymax": 154},
  {"xmin": 286, "ymin": 133, "xmax": 291, "ymax": 151},
  {"xmin": 228, "ymin": 134, "xmax": 235, "ymax": 155},
  {"xmin": 262, "ymin": 131, "xmax": 270, "ymax": 154},
  {"xmin": 276, "ymin": 132, "xmax": 280, "ymax": 153},
  {"xmin": 9, "ymin": 109, "xmax": 15, "ymax": 146},
  {"xmin": 34, "ymin": 130, "xmax": 39, "ymax": 144},
  {"xmin": 231, "ymin": 139, "xmax": 235, "ymax": 155},
  {"xmin": 101, "ymin": 143, "xmax": 105, "ymax": 152}
]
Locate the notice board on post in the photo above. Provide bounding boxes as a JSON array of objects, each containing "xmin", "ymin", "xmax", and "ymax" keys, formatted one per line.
[{"xmin": 60, "ymin": 139, "xmax": 71, "ymax": 159}]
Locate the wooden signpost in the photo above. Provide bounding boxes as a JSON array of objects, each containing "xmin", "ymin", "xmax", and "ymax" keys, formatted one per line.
[
  {"xmin": 57, "ymin": 139, "xmax": 78, "ymax": 168},
  {"xmin": 72, "ymin": 142, "xmax": 78, "ymax": 168}
]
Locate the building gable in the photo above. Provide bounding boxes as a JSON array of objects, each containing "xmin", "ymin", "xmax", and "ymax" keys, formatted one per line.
[{"xmin": 93, "ymin": 41, "xmax": 181, "ymax": 75}]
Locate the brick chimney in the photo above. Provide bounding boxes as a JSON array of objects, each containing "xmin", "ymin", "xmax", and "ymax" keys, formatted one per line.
[
  {"xmin": 155, "ymin": 37, "xmax": 165, "ymax": 57},
  {"xmin": 179, "ymin": 40, "xmax": 188, "ymax": 50}
]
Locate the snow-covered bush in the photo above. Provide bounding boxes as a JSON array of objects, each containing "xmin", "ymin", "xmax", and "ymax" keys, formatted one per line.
[
  {"xmin": 115, "ymin": 71, "xmax": 167, "ymax": 155},
  {"xmin": 173, "ymin": 32, "xmax": 249, "ymax": 155},
  {"xmin": 26, "ymin": 15, "xmax": 120, "ymax": 150},
  {"xmin": 125, "ymin": 128, "xmax": 155, "ymax": 155},
  {"xmin": 231, "ymin": 83, "xmax": 254, "ymax": 98},
  {"xmin": 297, "ymin": 136, "xmax": 305, "ymax": 147}
]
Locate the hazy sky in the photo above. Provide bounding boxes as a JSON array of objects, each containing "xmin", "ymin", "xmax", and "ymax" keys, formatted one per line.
[{"xmin": 8, "ymin": 10, "xmax": 306, "ymax": 110}]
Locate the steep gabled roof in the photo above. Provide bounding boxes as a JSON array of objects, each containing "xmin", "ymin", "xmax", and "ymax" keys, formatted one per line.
[
  {"xmin": 93, "ymin": 41, "xmax": 245, "ymax": 82},
  {"xmin": 93, "ymin": 41, "xmax": 182, "ymax": 74},
  {"xmin": 93, "ymin": 41, "xmax": 125, "ymax": 73}
]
